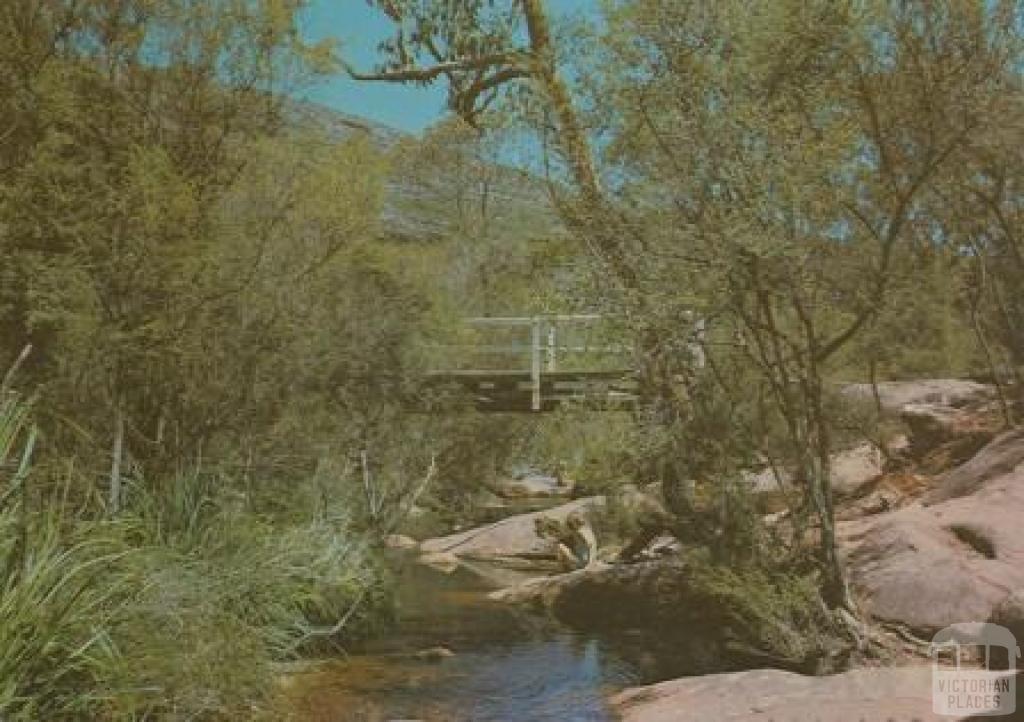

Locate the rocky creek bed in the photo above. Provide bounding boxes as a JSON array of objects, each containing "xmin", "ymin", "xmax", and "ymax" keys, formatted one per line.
[{"xmin": 287, "ymin": 380, "xmax": 1024, "ymax": 721}]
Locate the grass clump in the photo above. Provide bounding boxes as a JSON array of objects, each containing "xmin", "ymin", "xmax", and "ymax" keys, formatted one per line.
[
  {"xmin": 0, "ymin": 389, "xmax": 389, "ymax": 720},
  {"xmin": 684, "ymin": 554, "xmax": 848, "ymax": 673}
]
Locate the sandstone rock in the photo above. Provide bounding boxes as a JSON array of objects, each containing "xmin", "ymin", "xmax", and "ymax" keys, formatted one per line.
[
  {"xmin": 741, "ymin": 466, "xmax": 789, "ymax": 495},
  {"xmin": 383, "ymin": 534, "xmax": 419, "ymax": 551},
  {"xmin": 830, "ymin": 443, "xmax": 885, "ymax": 497},
  {"xmin": 488, "ymin": 561, "xmax": 700, "ymax": 638},
  {"xmin": 741, "ymin": 443, "xmax": 883, "ymax": 498},
  {"xmin": 836, "ymin": 471, "xmax": 931, "ymax": 520},
  {"xmin": 487, "ymin": 564, "xmax": 603, "ymax": 607},
  {"xmin": 490, "ymin": 559, "xmax": 841, "ymax": 672},
  {"xmin": 843, "ymin": 455, "xmax": 1024, "ymax": 634},
  {"xmin": 842, "ymin": 379, "xmax": 992, "ymax": 414},
  {"xmin": 409, "ymin": 646, "xmax": 455, "ymax": 662},
  {"xmin": 416, "ymin": 551, "xmax": 460, "ymax": 574},
  {"xmin": 617, "ymin": 483, "xmax": 670, "ymax": 517},
  {"xmin": 493, "ymin": 473, "xmax": 572, "ymax": 499},
  {"xmin": 925, "ymin": 428, "xmax": 1024, "ymax": 505},
  {"xmin": 611, "ymin": 666, "xmax": 957, "ymax": 722},
  {"xmin": 843, "ymin": 379, "xmax": 998, "ymax": 469},
  {"xmin": 991, "ymin": 589, "xmax": 1024, "ymax": 654},
  {"xmin": 418, "ymin": 497, "xmax": 603, "ymax": 564},
  {"xmin": 901, "ymin": 403, "xmax": 995, "ymax": 467}
]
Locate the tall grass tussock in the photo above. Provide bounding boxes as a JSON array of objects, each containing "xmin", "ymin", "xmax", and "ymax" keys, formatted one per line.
[{"xmin": 0, "ymin": 364, "xmax": 387, "ymax": 720}]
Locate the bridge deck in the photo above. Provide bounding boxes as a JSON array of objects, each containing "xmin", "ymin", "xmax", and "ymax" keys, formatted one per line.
[{"xmin": 426, "ymin": 369, "xmax": 637, "ymax": 412}]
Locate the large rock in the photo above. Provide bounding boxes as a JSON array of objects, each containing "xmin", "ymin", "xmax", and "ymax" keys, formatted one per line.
[
  {"xmin": 611, "ymin": 666, "xmax": 957, "ymax": 722},
  {"xmin": 383, "ymin": 534, "xmax": 419, "ymax": 551},
  {"xmin": 490, "ymin": 558, "xmax": 845, "ymax": 673},
  {"xmin": 418, "ymin": 497, "xmax": 603, "ymax": 563},
  {"xmin": 900, "ymin": 403, "xmax": 996, "ymax": 469},
  {"xmin": 492, "ymin": 473, "xmax": 572, "ymax": 499},
  {"xmin": 831, "ymin": 443, "xmax": 885, "ymax": 497},
  {"xmin": 843, "ymin": 379, "xmax": 998, "ymax": 469},
  {"xmin": 925, "ymin": 428, "xmax": 1024, "ymax": 504},
  {"xmin": 844, "ymin": 434, "xmax": 1024, "ymax": 633},
  {"xmin": 417, "ymin": 551, "xmax": 460, "ymax": 574},
  {"xmin": 742, "ymin": 443, "xmax": 883, "ymax": 498},
  {"xmin": 842, "ymin": 379, "xmax": 992, "ymax": 414},
  {"xmin": 991, "ymin": 589, "xmax": 1024, "ymax": 654}
]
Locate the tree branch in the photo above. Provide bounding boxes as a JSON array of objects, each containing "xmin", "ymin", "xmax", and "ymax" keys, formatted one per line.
[{"xmin": 343, "ymin": 52, "xmax": 529, "ymax": 84}]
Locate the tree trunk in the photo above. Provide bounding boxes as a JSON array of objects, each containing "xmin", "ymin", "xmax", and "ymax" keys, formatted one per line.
[
  {"xmin": 807, "ymin": 378, "xmax": 849, "ymax": 610},
  {"xmin": 521, "ymin": 0, "xmax": 601, "ymax": 204},
  {"xmin": 521, "ymin": 0, "xmax": 636, "ymax": 287},
  {"xmin": 868, "ymin": 357, "xmax": 883, "ymax": 416},
  {"xmin": 109, "ymin": 395, "xmax": 125, "ymax": 515}
]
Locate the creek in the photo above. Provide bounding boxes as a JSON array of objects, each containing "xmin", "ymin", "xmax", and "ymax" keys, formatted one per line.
[{"xmin": 287, "ymin": 553, "xmax": 698, "ymax": 721}]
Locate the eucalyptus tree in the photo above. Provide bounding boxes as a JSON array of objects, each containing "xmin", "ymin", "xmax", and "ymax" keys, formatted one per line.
[
  {"xmin": 596, "ymin": 0, "xmax": 1021, "ymax": 605},
  {"xmin": 352, "ymin": 0, "xmax": 638, "ymax": 282},
  {"xmin": 0, "ymin": 0, "xmax": 337, "ymax": 509},
  {"xmin": 357, "ymin": 0, "xmax": 1023, "ymax": 611}
]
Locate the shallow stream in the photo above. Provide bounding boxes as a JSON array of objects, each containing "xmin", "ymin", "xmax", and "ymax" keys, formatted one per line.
[{"xmin": 288, "ymin": 557, "xmax": 694, "ymax": 721}]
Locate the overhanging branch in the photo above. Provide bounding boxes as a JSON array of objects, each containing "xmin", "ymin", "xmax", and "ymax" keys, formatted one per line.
[{"xmin": 343, "ymin": 52, "xmax": 530, "ymax": 84}]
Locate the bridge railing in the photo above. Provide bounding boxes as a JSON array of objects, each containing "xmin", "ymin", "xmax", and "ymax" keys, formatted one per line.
[
  {"xmin": 465, "ymin": 314, "xmax": 627, "ymax": 369},
  {"xmin": 431, "ymin": 315, "xmax": 632, "ymax": 411}
]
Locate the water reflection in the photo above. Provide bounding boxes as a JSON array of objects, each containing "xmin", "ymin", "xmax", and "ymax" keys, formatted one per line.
[{"xmin": 289, "ymin": 559, "xmax": 651, "ymax": 721}]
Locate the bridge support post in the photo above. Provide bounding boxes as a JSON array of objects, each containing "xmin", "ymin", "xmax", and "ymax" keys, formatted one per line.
[
  {"xmin": 531, "ymin": 318, "xmax": 542, "ymax": 411},
  {"xmin": 546, "ymin": 324, "xmax": 557, "ymax": 372}
]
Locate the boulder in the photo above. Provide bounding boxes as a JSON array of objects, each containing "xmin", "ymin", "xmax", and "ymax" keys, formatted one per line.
[
  {"xmin": 843, "ymin": 379, "xmax": 999, "ymax": 468},
  {"xmin": 418, "ymin": 497, "xmax": 604, "ymax": 564},
  {"xmin": 611, "ymin": 666, "xmax": 953, "ymax": 722},
  {"xmin": 617, "ymin": 483, "xmax": 670, "ymax": 517},
  {"xmin": 416, "ymin": 551, "xmax": 460, "ymax": 574},
  {"xmin": 900, "ymin": 403, "xmax": 996, "ymax": 468},
  {"xmin": 991, "ymin": 589, "xmax": 1024, "ymax": 653},
  {"xmin": 924, "ymin": 428, "xmax": 1024, "ymax": 505},
  {"xmin": 383, "ymin": 534, "xmax": 419, "ymax": 551},
  {"xmin": 490, "ymin": 558, "xmax": 844, "ymax": 673},
  {"xmin": 493, "ymin": 473, "xmax": 572, "ymax": 499},
  {"xmin": 830, "ymin": 443, "xmax": 885, "ymax": 497},
  {"xmin": 843, "ymin": 440, "xmax": 1024, "ymax": 633},
  {"xmin": 836, "ymin": 471, "xmax": 931, "ymax": 520},
  {"xmin": 487, "ymin": 564, "xmax": 606, "ymax": 607},
  {"xmin": 408, "ymin": 646, "xmax": 455, "ymax": 662},
  {"xmin": 488, "ymin": 561, "xmax": 712, "ymax": 643},
  {"xmin": 741, "ymin": 443, "xmax": 883, "ymax": 498},
  {"xmin": 842, "ymin": 379, "xmax": 992, "ymax": 414}
]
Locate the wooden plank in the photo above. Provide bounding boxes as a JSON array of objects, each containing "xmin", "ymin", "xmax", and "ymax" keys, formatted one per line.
[{"xmin": 465, "ymin": 314, "xmax": 603, "ymax": 325}]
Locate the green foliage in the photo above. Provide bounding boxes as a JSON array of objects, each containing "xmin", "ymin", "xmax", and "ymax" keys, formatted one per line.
[
  {"xmin": 0, "ymin": 391, "xmax": 122, "ymax": 721},
  {"xmin": 102, "ymin": 483, "xmax": 389, "ymax": 719},
  {"xmin": 685, "ymin": 557, "xmax": 843, "ymax": 670},
  {"xmin": 0, "ymin": 398, "xmax": 390, "ymax": 720}
]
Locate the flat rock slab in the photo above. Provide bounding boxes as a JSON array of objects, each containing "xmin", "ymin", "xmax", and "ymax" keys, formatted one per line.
[
  {"xmin": 419, "ymin": 497, "xmax": 604, "ymax": 562},
  {"xmin": 843, "ymin": 434, "xmax": 1024, "ymax": 633},
  {"xmin": 612, "ymin": 666, "xmax": 966, "ymax": 722}
]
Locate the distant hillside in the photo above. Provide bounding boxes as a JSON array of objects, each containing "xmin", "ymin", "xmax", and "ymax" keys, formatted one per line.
[
  {"xmin": 285, "ymin": 100, "xmax": 407, "ymax": 149},
  {"xmin": 286, "ymin": 100, "xmax": 561, "ymax": 244}
]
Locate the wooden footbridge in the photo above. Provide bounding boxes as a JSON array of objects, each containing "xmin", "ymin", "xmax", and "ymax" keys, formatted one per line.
[{"xmin": 426, "ymin": 315, "xmax": 638, "ymax": 412}]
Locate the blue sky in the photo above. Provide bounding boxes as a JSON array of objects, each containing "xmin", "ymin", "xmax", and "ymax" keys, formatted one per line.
[{"xmin": 299, "ymin": 1, "xmax": 599, "ymax": 134}]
